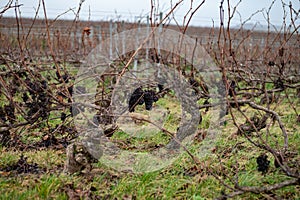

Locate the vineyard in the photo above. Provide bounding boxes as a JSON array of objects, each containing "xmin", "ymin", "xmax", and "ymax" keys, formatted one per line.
[{"xmin": 0, "ymin": 0, "xmax": 300, "ymax": 199}]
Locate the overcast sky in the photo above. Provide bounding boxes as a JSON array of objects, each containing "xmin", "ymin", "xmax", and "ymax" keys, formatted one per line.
[{"xmin": 1, "ymin": 0, "xmax": 299, "ymax": 27}]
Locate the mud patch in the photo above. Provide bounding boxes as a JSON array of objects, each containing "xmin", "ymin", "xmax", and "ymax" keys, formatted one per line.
[{"xmin": 0, "ymin": 155, "xmax": 45, "ymax": 175}]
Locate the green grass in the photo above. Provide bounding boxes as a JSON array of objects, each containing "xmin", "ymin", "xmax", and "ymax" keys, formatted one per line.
[
  {"xmin": 0, "ymin": 174, "xmax": 70, "ymax": 200},
  {"xmin": 0, "ymin": 79, "xmax": 299, "ymax": 199}
]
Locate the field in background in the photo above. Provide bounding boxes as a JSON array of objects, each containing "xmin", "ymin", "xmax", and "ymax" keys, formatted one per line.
[{"xmin": 1, "ymin": 17, "xmax": 299, "ymax": 60}]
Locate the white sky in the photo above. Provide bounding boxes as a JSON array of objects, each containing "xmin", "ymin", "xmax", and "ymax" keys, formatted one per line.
[{"xmin": 1, "ymin": 0, "xmax": 299, "ymax": 27}]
